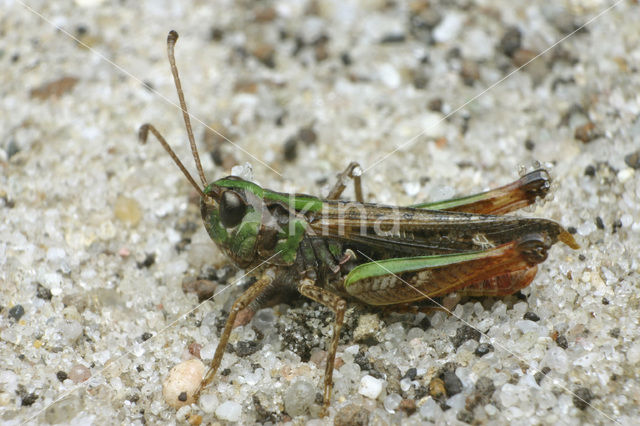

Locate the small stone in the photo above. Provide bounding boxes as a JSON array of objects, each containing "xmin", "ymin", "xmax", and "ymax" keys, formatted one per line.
[
  {"xmin": 433, "ymin": 12, "xmax": 464, "ymax": 43},
  {"xmin": 523, "ymin": 311, "xmax": 540, "ymax": 321},
  {"xmin": 162, "ymin": 359, "xmax": 205, "ymax": 409},
  {"xmin": 624, "ymin": 150, "xmax": 640, "ymax": 169},
  {"xmin": 358, "ymin": 375, "xmax": 384, "ymax": 399},
  {"xmin": 353, "ymin": 313, "xmax": 382, "ymax": 344},
  {"xmin": 56, "ymin": 371, "xmax": 68, "ymax": 382},
  {"xmin": 441, "ymin": 371, "xmax": 463, "ymax": 396},
  {"xmin": 419, "ymin": 396, "xmax": 443, "ymax": 421},
  {"xmin": 198, "ymin": 393, "xmax": 218, "ymax": 413},
  {"xmin": 403, "ymin": 367, "xmax": 417, "ymax": 380},
  {"xmin": 216, "ymin": 400, "xmax": 242, "ymax": 421},
  {"xmin": 235, "ymin": 340, "xmax": 261, "ymax": 357},
  {"xmin": 284, "ymin": 380, "xmax": 315, "ymax": 417},
  {"xmin": 182, "ymin": 278, "xmax": 217, "ymax": 302},
  {"xmin": 556, "ymin": 335, "xmax": 568, "ymax": 349},
  {"xmin": 114, "ymin": 196, "xmax": 142, "ymax": 226},
  {"xmin": 584, "ymin": 165, "xmax": 596, "ymax": 176},
  {"xmin": 21, "ymin": 392, "xmax": 38, "ymax": 406},
  {"xmin": 399, "ymin": 398, "xmax": 416, "ymax": 414},
  {"xmin": 36, "ymin": 283, "xmax": 53, "ymax": 301},
  {"xmin": 283, "ymin": 137, "xmax": 298, "ymax": 162},
  {"xmin": 499, "ymin": 27, "xmax": 522, "ymax": 57},
  {"xmin": 140, "ymin": 332, "xmax": 152, "ymax": 341},
  {"xmin": 451, "ymin": 324, "xmax": 481, "ymax": 349},
  {"xmin": 335, "ymin": 404, "xmax": 369, "ymax": 426},
  {"xmin": 626, "ymin": 342, "xmax": 640, "ymax": 364},
  {"xmin": 429, "ymin": 377, "xmax": 446, "ymax": 399},
  {"xmin": 8, "ymin": 305, "xmax": 25, "ymax": 321},
  {"xmin": 136, "ymin": 253, "xmax": 156, "ymax": 269},
  {"xmin": 297, "ymin": 126, "xmax": 317, "ymax": 145},
  {"xmin": 572, "ymin": 387, "xmax": 594, "ymax": 410},
  {"xmin": 524, "ymin": 139, "xmax": 535, "ymax": 151},
  {"xmin": 474, "ymin": 343, "xmax": 493, "ymax": 357},
  {"xmin": 574, "ymin": 122, "xmax": 598, "ymax": 143},
  {"xmin": 68, "ymin": 364, "xmax": 91, "ymax": 384},
  {"xmin": 383, "ymin": 393, "xmax": 402, "ymax": 413},
  {"xmin": 534, "ymin": 367, "xmax": 551, "ymax": 385}
]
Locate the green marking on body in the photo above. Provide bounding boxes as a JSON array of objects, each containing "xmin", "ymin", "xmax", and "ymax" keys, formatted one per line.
[
  {"xmin": 213, "ymin": 178, "xmax": 323, "ymax": 212},
  {"xmin": 344, "ymin": 250, "xmax": 492, "ymax": 288},
  {"xmin": 411, "ymin": 192, "xmax": 489, "ymax": 210},
  {"xmin": 275, "ymin": 219, "xmax": 307, "ymax": 264}
]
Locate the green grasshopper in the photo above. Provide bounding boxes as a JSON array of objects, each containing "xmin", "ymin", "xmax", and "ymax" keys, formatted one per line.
[{"xmin": 140, "ymin": 31, "xmax": 579, "ymax": 416}]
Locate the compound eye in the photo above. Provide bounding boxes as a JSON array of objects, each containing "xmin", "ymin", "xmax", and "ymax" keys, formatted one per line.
[{"xmin": 219, "ymin": 191, "xmax": 246, "ymax": 228}]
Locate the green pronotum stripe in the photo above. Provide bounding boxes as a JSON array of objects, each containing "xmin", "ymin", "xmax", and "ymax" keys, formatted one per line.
[
  {"xmin": 344, "ymin": 250, "xmax": 492, "ymax": 288},
  {"xmin": 211, "ymin": 179, "xmax": 323, "ymax": 212},
  {"xmin": 410, "ymin": 191, "xmax": 490, "ymax": 210}
]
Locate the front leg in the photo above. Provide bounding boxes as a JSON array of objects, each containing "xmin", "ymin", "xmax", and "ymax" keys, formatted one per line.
[
  {"xmin": 297, "ymin": 278, "xmax": 347, "ymax": 417},
  {"xmin": 196, "ymin": 271, "xmax": 274, "ymax": 397}
]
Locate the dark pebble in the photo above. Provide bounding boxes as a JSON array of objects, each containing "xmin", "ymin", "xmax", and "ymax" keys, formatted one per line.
[
  {"xmin": 36, "ymin": 283, "xmax": 53, "ymax": 301},
  {"xmin": 595, "ymin": 216, "xmax": 605, "ymax": 230},
  {"xmin": 441, "ymin": 370, "xmax": 463, "ymax": 396},
  {"xmin": 21, "ymin": 393, "xmax": 38, "ymax": 406},
  {"xmin": 403, "ymin": 367, "xmax": 417, "ymax": 381},
  {"xmin": 524, "ymin": 139, "xmax": 535, "ymax": 151},
  {"xmin": 9, "ymin": 305, "xmax": 25, "ymax": 321},
  {"xmin": 474, "ymin": 343, "xmax": 494, "ymax": 357},
  {"xmin": 297, "ymin": 126, "xmax": 317, "ymax": 145},
  {"xmin": 418, "ymin": 315, "xmax": 431, "ymax": 330},
  {"xmin": 235, "ymin": 340, "xmax": 261, "ymax": 357},
  {"xmin": 608, "ymin": 327, "xmax": 620, "ymax": 338},
  {"xmin": 523, "ymin": 311, "xmax": 540, "ymax": 321},
  {"xmin": 381, "ymin": 33, "xmax": 406, "ymax": 43},
  {"xmin": 499, "ymin": 27, "xmax": 522, "ymax": 57},
  {"xmin": 612, "ymin": 219, "xmax": 622, "ymax": 233},
  {"xmin": 534, "ymin": 366, "xmax": 551, "ymax": 385},
  {"xmin": 428, "ymin": 98, "xmax": 443, "ymax": 112},
  {"xmin": 141, "ymin": 332, "xmax": 153, "ymax": 341},
  {"xmin": 573, "ymin": 387, "xmax": 594, "ymax": 410},
  {"xmin": 340, "ymin": 52, "xmax": 352, "ymax": 66},
  {"xmin": 136, "ymin": 253, "xmax": 156, "ymax": 269},
  {"xmin": 283, "ymin": 137, "xmax": 297, "ymax": 162},
  {"xmin": 567, "ymin": 226, "xmax": 577, "ymax": 234},
  {"xmin": 451, "ymin": 324, "xmax": 481, "ymax": 349},
  {"xmin": 354, "ymin": 351, "xmax": 372, "ymax": 371},
  {"xmin": 601, "ymin": 297, "xmax": 609, "ymax": 305},
  {"xmin": 6, "ymin": 140, "xmax": 20, "ymax": 159},
  {"xmin": 56, "ymin": 371, "xmax": 68, "ymax": 382},
  {"xmin": 624, "ymin": 150, "xmax": 640, "ymax": 169},
  {"xmin": 584, "ymin": 164, "xmax": 596, "ymax": 176},
  {"xmin": 556, "ymin": 335, "xmax": 568, "ymax": 349},
  {"xmin": 178, "ymin": 392, "xmax": 188, "ymax": 402}
]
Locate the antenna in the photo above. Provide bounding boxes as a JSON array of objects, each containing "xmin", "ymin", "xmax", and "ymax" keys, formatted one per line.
[
  {"xmin": 166, "ymin": 30, "xmax": 208, "ymax": 188},
  {"xmin": 138, "ymin": 124, "xmax": 207, "ymax": 199},
  {"xmin": 139, "ymin": 30, "xmax": 221, "ymax": 200}
]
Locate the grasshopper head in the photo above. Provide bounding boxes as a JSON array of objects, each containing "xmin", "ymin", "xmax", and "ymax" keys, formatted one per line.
[{"xmin": 200, "ymin": 177, "xmax": 284, "ymax": 269}]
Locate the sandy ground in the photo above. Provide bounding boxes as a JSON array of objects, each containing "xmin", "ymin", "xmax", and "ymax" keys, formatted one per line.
[{"xmin": 1, "ymin": 0, "xmax": 639, "ymax": 424}]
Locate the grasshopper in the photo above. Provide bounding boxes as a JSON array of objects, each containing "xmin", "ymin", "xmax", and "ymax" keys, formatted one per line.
[{"xmin": 140, "ymin": 31, "xmax": 579, "ymax": 416}]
